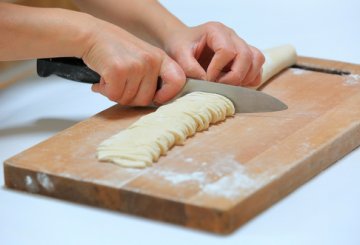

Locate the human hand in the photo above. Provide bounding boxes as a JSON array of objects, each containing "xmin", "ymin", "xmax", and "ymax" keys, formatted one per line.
[
  {"xmin": 163, "ymin": 22, "xmax": 265, "ymax": 87},
  {"xmin": 82, "ymin": 19, "xmax": 186, "ymax": 106}
]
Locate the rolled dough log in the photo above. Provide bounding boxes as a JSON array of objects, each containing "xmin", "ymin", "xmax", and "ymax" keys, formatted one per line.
[
  {"xmin": 97, "ymin": 45, "xmax": 297, "ymax": 168},
  {"xmin": 255, "ymin": 44, "xmax": 297, "ymax": 89}
]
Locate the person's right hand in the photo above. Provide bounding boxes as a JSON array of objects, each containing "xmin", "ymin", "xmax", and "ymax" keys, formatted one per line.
[{"xmin": 82, "ymin": 18, "xmax": 186, "ymax": 106}]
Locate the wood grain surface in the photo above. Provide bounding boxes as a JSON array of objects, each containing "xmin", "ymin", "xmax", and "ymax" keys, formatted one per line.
[{"xmin": 4, "ymin": 57, "xmax": 360, "ymax": 234}]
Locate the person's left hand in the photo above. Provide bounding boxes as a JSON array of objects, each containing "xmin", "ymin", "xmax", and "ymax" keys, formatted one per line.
[{"xmin": 163, "ymin": 21, "xmax": 265, "ymax": 87}]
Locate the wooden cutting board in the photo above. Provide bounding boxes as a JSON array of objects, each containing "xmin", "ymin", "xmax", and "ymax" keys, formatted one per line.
[{"xmin": 4, "ymin": 57, "xmax": 360, "ymax": 234}]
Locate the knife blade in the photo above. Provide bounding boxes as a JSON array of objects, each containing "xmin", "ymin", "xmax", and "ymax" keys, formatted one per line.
[
  {"xmin": 37, "ymin": 57, "xmax": 287, "ymax": 113},
  {"xmin": 176, "ymin": 78, "xmax": 287, "ymax": 113}
]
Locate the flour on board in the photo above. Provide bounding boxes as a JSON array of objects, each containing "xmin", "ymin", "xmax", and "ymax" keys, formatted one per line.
[
  {"xmin": 37, "ymin": 173, "xmax": 55, "ymax": 192},
  {"xmin": 291, "ymin": 68, "xmax": 309, "ymax": 75},
  {"xmin": 343, "ymin": 74, "xmax": 360, "ymax": 86},
  {"xmin": 153, "ymin": 154, "xmax": 263, "ymax": 200}
]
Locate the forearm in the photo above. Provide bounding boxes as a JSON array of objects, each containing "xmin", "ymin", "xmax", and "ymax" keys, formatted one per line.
[
  {"xmin": 73, "ymin": 0, "xmax": 187, "ymax": 48},
  {"xmin": 0, "ymin": 3, "xmax": 93, "ymax": 61}
]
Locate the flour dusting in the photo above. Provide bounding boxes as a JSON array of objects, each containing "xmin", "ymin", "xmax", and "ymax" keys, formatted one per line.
[
  {"xmin": 37, "ymin": 173, "xmax": 55, "ymax": 192},
  {"xmin": 291, "ymin": 68, "xmax": 308, "ymax": 75},
  {"xmin": 300, "ymin": 142, "xmax": 311, "ymax": 151},
  {"xmin": 154, "ymin": 154, "xmax": 262, "ymax": 200},
  {"xmin": 24, "ymin": 175, "xmax": 39, "ymax": 193},
  {"xmin": 200, "ymin": 154, "xmax": 259, "ymax": 199},
  {"xmin": 155, "ymin": 170, "xmax": 207, "ymax": 185},
  {"xmin": 184, "ymin": 157, "xmax": 193, "ymax": 163},
  {"xmin": 343, "ymin": 74, "xmax": 360, "ymax": 86},
  {"xmin": 202, "ymin": 172, "xmax": 255, "ymax": 199}
]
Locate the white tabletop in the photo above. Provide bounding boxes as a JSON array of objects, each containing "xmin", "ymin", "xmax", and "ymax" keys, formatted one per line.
[{"xmin": 1, "ymin": 0, "xmax": 360, "ymax": 244}]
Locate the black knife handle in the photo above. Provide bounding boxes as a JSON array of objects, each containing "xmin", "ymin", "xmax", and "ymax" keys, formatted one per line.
[
  {"xmin": 37, "ymin": 57, "xmax": 100, "ymax": 84},
  {"xmin": 37, "ymin": 57, "xmax": 164, "ymax": 90}
]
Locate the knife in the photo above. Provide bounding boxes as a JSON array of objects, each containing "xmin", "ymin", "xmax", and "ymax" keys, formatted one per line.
[{"xmin": 37, "ymin": 57, "xmax": 287, "ymax": 113}]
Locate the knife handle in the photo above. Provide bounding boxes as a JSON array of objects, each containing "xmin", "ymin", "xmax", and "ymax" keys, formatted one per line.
[
  {"xmin": 37, "ymin": 57, "xmax": 101, "ymax": 84},
  {"xmin": 37, "ymin": 57, "xmax": 163, "ymax": 90}
]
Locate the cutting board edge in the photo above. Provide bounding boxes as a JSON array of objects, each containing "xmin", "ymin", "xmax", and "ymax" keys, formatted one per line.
[
  {"xmin": 297, "ymin": 56, "xmax": 360, "ymax": 74},
  {"xmin": 3, "ymin": 160, "xmax": 236, "ymax": 234}
]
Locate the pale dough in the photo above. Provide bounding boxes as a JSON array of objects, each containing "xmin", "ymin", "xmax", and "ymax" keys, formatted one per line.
[
  {"xmin": 97, "ymin": 45, "xmax": 297, "ymax": 168},
  {"xmin": 256, "ymin": 44, "xmax": 297, "ymax": 89},
  {"xmin": 97, "ymin": 92, "xmax": 235, "ymax": 168}
]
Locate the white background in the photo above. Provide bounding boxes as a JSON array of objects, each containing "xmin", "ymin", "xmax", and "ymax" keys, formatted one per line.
[{"xmin": 1, "ymin": 0, "xmax": 360, "ymax": 244}]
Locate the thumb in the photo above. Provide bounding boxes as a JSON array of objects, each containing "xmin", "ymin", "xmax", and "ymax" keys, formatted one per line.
[
  {"xmin": 91, "ymin": 77, "xmax": 106, "ymax": 93},
  {"xmin": 176, "ymin": 49, "xmax": 206, "ymax": 80},
  {"xmin": 154, "ymin": 56, "xmax": 186, "ymax": 104}
]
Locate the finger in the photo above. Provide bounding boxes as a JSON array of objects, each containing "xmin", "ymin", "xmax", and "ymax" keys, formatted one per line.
[
  {"xmin": 217, "ymin": 49, "xmax": 252, "ymax": 85},
  {"xmin": 118, "ymin": 75, "xmax": 142, "ymax": 105},
  {"xmin": 103, "ymin": 78, "xmax": 126, "ymax": 102},
  {"xmin": 129, "ymin": 78, "xmax": 157, "ymax": 106},
  {"xmin": 91, "ymin": 84, "xmax": 100, "ymax": 93},
  {"xmin": 93, "ymin": 76, "xmax": 127, "ymax": 102},
  {"xmin": 205, "ymin": 33, "xmax": 237, "ymax": 81},
  {"xmin": 217, "ymin": 34, "xmax": 256, "ymax": 85},
  {"xmin": 114, "ymin": 60, "xmax": 145, "ymax": 104},
  {"xmin": 154, "ymin": 56, "xmax": 186, "ymax": 104},
  {"xmin": 175, "ymin": 47, "xmax": 206, "ymax": 80},
  {"xmin": 91, "ymin": 77, "xmax": 106, "ymax": 93},
  {"xmin": 129, "ymin": 64, "xmax": 159, "ymax": 106},
  {"xmin": 92, "ymin": 60, "xmax": 128, "ymax": 102},
  {"xmin": 240, "ymin": 46, "xmax": 265, "ymax": 86},
  {"xmin": 246, "ymin": 71, "xmax": 262, "ymax": 87}
]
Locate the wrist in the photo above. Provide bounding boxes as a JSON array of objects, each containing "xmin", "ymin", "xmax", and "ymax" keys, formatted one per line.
[
  {"xmin": 123, "ymin": 0, "xmax": 188, "ymax": 50},
  {"xmin": 153, "ymin": 18, "xmax": 188, "ymax": 50},
  {"xmin": 56, "ymin": 9, "xmax": 97, "ymax": 59}
]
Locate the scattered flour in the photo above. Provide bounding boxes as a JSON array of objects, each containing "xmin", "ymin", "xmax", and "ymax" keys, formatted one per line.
[
  {"xmin": 200, "ymin": 154, "xmax": 260, "ymax": 199},
  {"xmin": 291, "ymin": 68, "xmax": 308, "ymax": 75},
  {"xmin": 154, "ymin": 154, "xmax": 261, "ymax": 200},
  {"xmin": 184, "ymin": 157, "xmax": 193, "ymax": 163},
  {"xmin": 202, "ymin": 172, "xmax": 256, "ymax": 199},
  {"xmin": 155, "ymin": 170, "xmax": 207, "ymax": 185},
  {"xmin": 343, "ymin": 74, "xmax": 360, "ymax": 86},
  {"xmin": 24, "ymin": 175, "xmax": 39, "ymax": 193},
  {"xmin": 300, "ymin": 142, "xmax": 311, "ymax": 151},
  {"xmin": 36, "ymin": 173, "xmax": 55, "ymax": 192}
]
